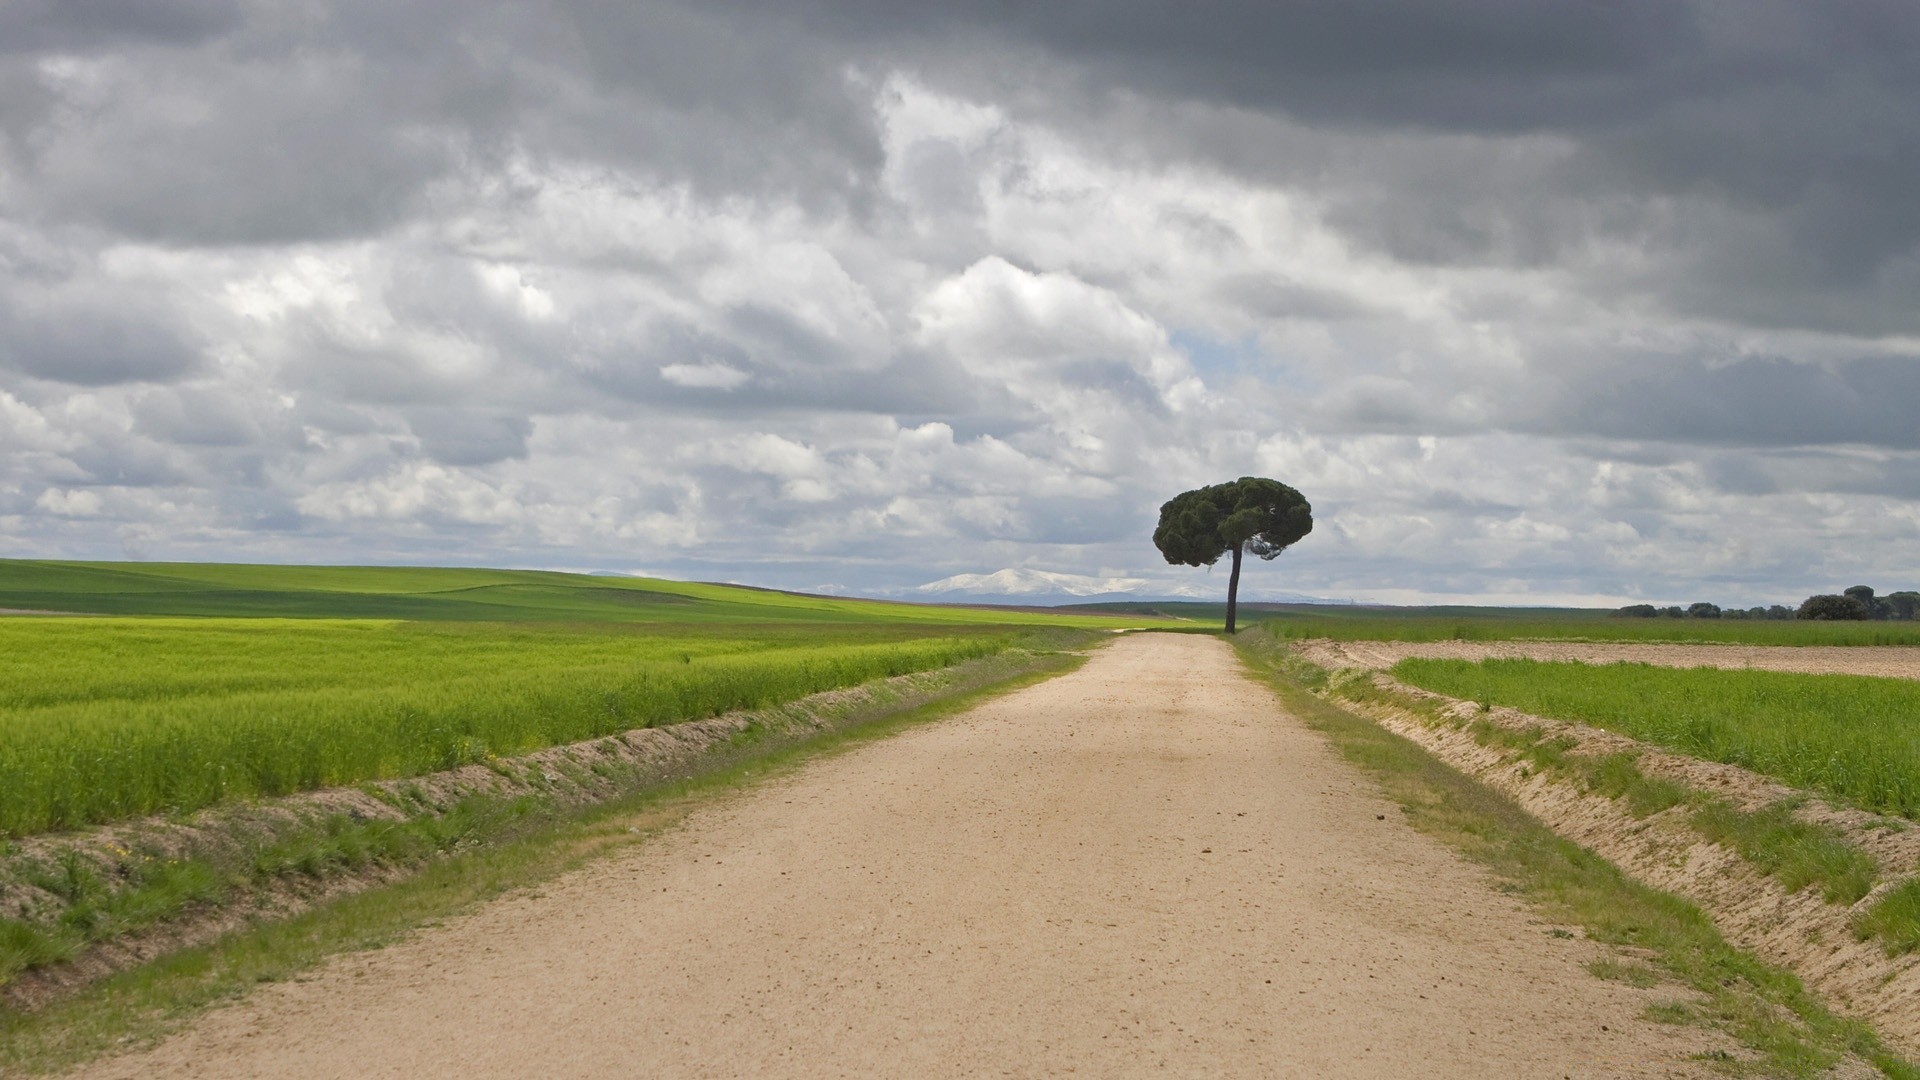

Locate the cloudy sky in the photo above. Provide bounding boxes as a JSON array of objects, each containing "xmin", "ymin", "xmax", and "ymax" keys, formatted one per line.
[{"xmin": 3, "ymin": 1, "xmax": 1917, "ymax": 605}]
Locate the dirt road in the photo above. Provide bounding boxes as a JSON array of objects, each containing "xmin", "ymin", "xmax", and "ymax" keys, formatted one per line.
[{"xmin": 82, "ymin": 635, "xmax": 1722, "ymax": 1078}]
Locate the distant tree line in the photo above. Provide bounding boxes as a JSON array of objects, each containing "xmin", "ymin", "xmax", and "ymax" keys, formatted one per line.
[{"xmin": 1614, "ymin": 585, "xmax": 1920, "ymax": 622}]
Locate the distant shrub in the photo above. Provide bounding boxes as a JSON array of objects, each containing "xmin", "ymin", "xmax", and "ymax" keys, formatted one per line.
[
  {"xmin": 1844, "ymin": 585, "xmax": 1898, "ymax": 620},
  {"xmin": 1799, "ymin": 594, "xmax": 1870, "ymax": 621},
  {"xmin": 1613, "ymin": 604, "xmax": 1658, "ymax": 618},
  {"xmin": 1687, "ymin": 602, "xmax": 1722, "ymax": 619}
]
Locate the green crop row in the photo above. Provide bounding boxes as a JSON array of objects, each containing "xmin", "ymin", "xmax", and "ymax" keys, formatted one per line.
[
  {"xmin": 0, "ymin": 617, "xmax": 1033, "ymax": 837},
  {"xmin": 1391, "ymin": 658, "xmax": 1920, "ymax": 818}
]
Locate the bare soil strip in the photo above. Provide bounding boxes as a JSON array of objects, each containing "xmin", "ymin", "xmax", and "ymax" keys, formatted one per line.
[
  {"xmin": 1303, "ymin": 639, "xmax": 1920, "ymax": 680},
  {"xmin": 77, "ymin": 635, "xmax": 1726, "ymax": 1078}
]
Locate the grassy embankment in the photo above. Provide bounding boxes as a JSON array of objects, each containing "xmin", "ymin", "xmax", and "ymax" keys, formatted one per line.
[
  {"xmin": 0, "ymin": 619, "xmax": 1011, "ymax": 836},
  {"xmin": 1389, "ymin": 657, "xmax": 1920, "ymax": 952},
  {"xmin": 0, "ymin": 647, "xmax": 1087, "ymax": 1075},
  {"xmin": 1391, "ymin": 659, "xmax": 1920, "ymax": 818},
  {"xmin": 1234, "ymin": 632, "xmax": 1919, "ymax": 1079}
]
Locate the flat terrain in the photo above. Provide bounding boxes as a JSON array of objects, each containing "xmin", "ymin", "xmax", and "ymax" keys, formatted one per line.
[
  {"xmin": 1301, "ymin": 638, "xmax": 1920, "ymax": 679},
  {"xmin": 81, "ymin": 635, "xmax": 1721, "ymax": 1078},
  {"xmin": 1253, "ymin": 609, "xmax": 1920, "ymax": 646}
]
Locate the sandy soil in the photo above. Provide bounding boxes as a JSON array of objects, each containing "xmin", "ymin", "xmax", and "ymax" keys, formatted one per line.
[
  {"xmin": 79, "ymin": 635, "xmax": 1726, "ymax": 1079},
  {"xmin": 1306, "ymin": 639, "xmax": 1920, "ymax": 679}
]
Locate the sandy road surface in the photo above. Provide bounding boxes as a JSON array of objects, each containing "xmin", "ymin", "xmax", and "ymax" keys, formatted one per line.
[
  {"xmin": 82, "ymin": 635, "xmax": 1723, "ymax": 1079},
  {"xmin": 1307, "ymin": 639, "xmax": 1920, "ymax": 679}
]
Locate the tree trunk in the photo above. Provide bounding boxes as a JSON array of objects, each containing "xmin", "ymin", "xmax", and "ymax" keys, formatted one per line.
[{"xmin": 1225, "ymin": 541, "xmax": 1243, "ymax": 634}]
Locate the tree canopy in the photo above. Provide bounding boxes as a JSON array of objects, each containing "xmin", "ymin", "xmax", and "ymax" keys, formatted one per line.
[
  {"xmin": 1799, "ymin": 593, "xmax": 1870, "ymax": 620},
  {"xmin": 1153, "ymin": 476, "xmax": 1312, "ymax": 633}
]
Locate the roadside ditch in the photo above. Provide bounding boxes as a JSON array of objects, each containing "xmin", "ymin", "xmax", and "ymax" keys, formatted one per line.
[
  {"xmin": 1259, "ymin": 635, "xmax": 1920, "ymax": 1058},
  {"xmin": 0, "ymin": 641, "xmax": 1090, "ymax": 1014}
]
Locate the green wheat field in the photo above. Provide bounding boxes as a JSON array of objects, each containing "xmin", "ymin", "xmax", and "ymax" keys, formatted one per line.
[
  {"xmin": 1394, "ymin": 657, "xmax": 1920, "ymax": 819},
  {"xmin": 0, "ymin": 560, "xmax": 1143, "ymax": 837}
]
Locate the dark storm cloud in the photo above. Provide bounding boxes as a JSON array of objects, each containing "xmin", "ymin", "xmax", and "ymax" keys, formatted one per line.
[
  {"xmin": 1212, "ymin": 274, "xmax": 1373, "ymax": 322},
  {"xmin": 755, "ymin": 0, "xmax": 1920, "ymax": 329},
  {"xmin": 1535, "ymin": 354, "xmax": 1920, "ymax": 450},
  {"xmin": 1322, "ymin": 351, "xmax": 1920, "ymax": 453},
  {"xmin": 575, "ymin": 323, "xmax": 997, "ymax": 421},
  {"xmin": 774, "ymin": 0, "xmax": 1704, "ymax": 130},
  {"xmin": 130, "ymin": 386, "xmax": 262, "ymax": 447},
  {"xmin": 13, "ymin": 0, "xmax": 1913, "ymax": 310},
  {"xmin": 1700, "ymin": 449, "xmax": 1920, "ymax": 502},
  {"xmin": 0, "ymin": 0, "xmax": 242, "ymax": 53},
  {"xmin": 284, "ymin": 340, "xmax": 474, "ymax": 408},
  {"xmin": 0, "ymin": 0, "xmax": 887, "ymax": 246},
  {"xmin": 405, "ymin": 408, "xmax": 532, "ymax": 467},
  {"xmin": 0, "ymin": 292, "xmax": 201, "ymax": 386}
]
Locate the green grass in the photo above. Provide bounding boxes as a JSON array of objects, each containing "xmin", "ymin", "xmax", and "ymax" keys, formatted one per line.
[
  {"xmin": 0, "ymin": 559, "xmax": 1153, "ymax": 627},
  {"xmin": 0, "ymin": 619, "xmax": 1036, "ymax": 836},
  {"xmin": 1391, "ymin": 658, "xmax": 1920, "ymax": 819},
  {"xmin": 1690, "ymin": 800, "xmax": 1879, "ymax": 905},
  {"xmin": 1583, "ymin": 752, "xmax": 1695, "ymax": 818},
  {"xmin": 1858, "ymin": 880, "xmax": 1920, "ymax": 955},
  {"xmin": 1234, "ymin": 634, "xmax": 1918, "ymax": 1079},
  {"xmin": 1467, "ymin": 728, "xmax": 1879, "ymax": 909},
  {"xmin": 0, "ymin": 649, "xmax": 1086, "ymax": 1074},
  {"xmin": 0, "ymin": 560, "xmax": 1140, "ymax": 837},
  {"xmin": 1244, "ymin": 606, "xmax": 1920, "ymax": 646},
  {"xmin": 0, "ymin": 644, "xmax": 1087, "ymax": 994},
  {"xmin": 0, "ymin": 798, "xmax": 517, "ymax": 985},
  {"xmin": 1309, "ymin": 647, "xmax": 1891, "ymax": 932}
]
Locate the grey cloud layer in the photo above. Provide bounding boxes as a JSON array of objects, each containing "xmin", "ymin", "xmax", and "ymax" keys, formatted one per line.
[{"xmin": 2, "ymin": 1, "xmax": 1917, "ymax": 604}]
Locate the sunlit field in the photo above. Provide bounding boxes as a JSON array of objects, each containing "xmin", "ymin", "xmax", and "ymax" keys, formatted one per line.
[
  {"xmin": 1393, "ymin": 658, "xmax": 1920, "ymax": 818},
  {"xmin": 0, "ymin": 561, "xmax": 1140, "ymax": 836}
]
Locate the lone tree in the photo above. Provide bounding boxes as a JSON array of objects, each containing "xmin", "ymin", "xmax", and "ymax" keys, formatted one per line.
[{"xmin": 1153, "ymin": 477, "xmax": 1312, "ymax": 634}]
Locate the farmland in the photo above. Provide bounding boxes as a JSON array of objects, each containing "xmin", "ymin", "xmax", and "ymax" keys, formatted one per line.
[
  {"xmin": 0, "ymin": 561, "xmax": 1140, "ymax": 836},
  {"xmin": 0, "ymin": 559, "xmax": 1138, "ymax": 626},
  {"xmin": 1392, "ymin": 657, "xmax": 1920, "ymax": 819},
  {"xmin": 1239, "ymin": 605, "xmax": 1920, "ymax": 646}
]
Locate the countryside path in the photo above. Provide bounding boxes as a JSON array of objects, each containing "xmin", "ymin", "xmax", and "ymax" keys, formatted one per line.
[{"xmin": 82, "ymin": 634, "xmax": 1720, "ymax": 1078}]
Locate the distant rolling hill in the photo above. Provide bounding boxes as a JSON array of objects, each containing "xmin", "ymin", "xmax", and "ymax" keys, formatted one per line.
[
  {"xmin": 909, "ymin": 566, "xmax": 1336, "ymax": 609},
  {"xmin": 0, "ymin": 560, "xmax": 1161, "ymax": 628}
]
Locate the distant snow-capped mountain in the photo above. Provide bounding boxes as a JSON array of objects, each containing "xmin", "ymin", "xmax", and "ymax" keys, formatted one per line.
[
  {"xmin": 909, "ymin": 568, "xmax": 1219, "ymax": 605},
  {"xmin": 908, "ymin": 567, "xmax": 1339, "ymax": 607},
  {"xmin": 916, "ymin": 568, "xmax": 1154, "ymax": 597}
]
